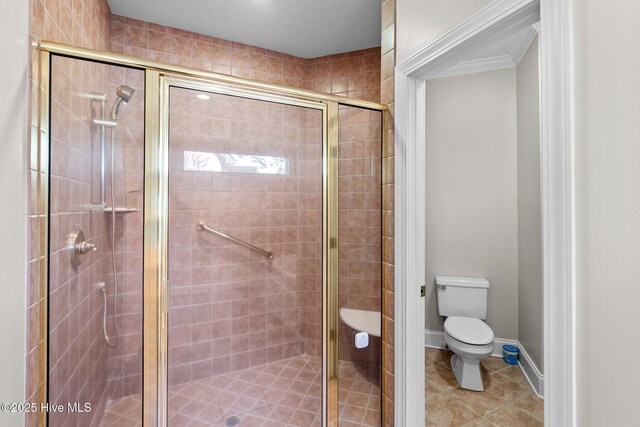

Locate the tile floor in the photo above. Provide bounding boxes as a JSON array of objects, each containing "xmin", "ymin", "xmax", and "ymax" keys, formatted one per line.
[
  {"xmin": 425, "ymin": 348, "xmax": 544, "ymax": 427},
  {"xmin": 99, "ymin": 348, "xmax": 542, "ymax": 426},
  {"xmin": 99, "ymin": 355, "xmax": 381, "ymax": 426}
]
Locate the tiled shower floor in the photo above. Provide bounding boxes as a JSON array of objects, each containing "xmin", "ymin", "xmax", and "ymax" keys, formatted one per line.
[{"xmin": 99, "ymin": 355, "xmax": 381, "ymax": 427}]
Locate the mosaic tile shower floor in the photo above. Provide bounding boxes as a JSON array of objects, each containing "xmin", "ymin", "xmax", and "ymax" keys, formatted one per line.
[{"xmin": 99, "ymin": 355, "xmax": 381, "ymax": 426}]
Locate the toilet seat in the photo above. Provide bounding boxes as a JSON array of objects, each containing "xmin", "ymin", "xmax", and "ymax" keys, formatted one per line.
[{"xmin": 444, "ymin": 316, "xmax": 494, "ymax": 346}]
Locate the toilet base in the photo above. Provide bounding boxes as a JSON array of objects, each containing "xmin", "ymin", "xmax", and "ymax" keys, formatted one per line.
[{"xmin": 450, "ymin": 354, "xmax": 485, "ymax": 392}]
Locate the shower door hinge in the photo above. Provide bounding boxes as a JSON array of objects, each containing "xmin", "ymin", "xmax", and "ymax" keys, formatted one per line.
[{"xmin": 420, "ymin": 285, "xmax": 426, "ymax": 297}]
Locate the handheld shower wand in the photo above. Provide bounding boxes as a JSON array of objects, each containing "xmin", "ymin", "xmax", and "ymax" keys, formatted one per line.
[{"xmin": 101, "ymin": 84, "xmax": 135, "ymax": 349}]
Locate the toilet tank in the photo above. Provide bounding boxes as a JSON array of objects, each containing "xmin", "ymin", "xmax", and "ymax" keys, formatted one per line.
[{"xmin": 435, "ymin": 276, "xmax": 490, "ymax": 319}]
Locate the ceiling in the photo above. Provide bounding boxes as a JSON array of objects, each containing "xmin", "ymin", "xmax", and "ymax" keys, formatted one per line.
[{"xmin": 107, "ymin": 0, "xmax": 382, "ymax": 58}]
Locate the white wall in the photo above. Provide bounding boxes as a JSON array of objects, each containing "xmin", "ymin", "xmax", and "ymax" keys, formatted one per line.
[
  {"xmin": 0, "ymin": 0, "xmax": 28, "ymax": 425},
  {"xmin": 516, "ymin": 36, "xmax": 543, "ymax": 372},
  {"xmin": 573, "ymin": 0, "xmax": 640, "ymax": 425},
  {"xmin": 396, "ymin": 0, "xmax": 494, "ymax": 64},
  {"xmin": 424, "ymin": 69, "xmax": 519, "ymax": 340}
]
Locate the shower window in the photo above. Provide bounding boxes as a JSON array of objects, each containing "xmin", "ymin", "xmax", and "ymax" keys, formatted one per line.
[{"xmin": 183, "ymin": 151, "xmax": 288, "ymax": 175}]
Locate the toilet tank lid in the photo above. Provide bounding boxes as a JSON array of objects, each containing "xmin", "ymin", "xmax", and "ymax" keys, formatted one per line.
[{"xmin": 435, "ymin": 276, "xmax": 489, "ymax": 288}]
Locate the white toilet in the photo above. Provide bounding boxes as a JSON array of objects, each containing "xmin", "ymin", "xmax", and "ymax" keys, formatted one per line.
[{"xmin": 435, "ymin": 276, "xmax": 495, "ymax": 391}]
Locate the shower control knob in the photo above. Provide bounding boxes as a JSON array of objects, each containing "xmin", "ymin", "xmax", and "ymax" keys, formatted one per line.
[
  {"xmin": 67, "ymin": 228, "xmax": 98, "ymax": 266},
  {"xmin": 77, "ymin": 241, "xmax": 99, "ymax": 254}
]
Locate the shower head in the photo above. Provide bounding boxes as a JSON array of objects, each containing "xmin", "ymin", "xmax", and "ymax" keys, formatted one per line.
[
  {"xmin": 116, "ymin": 85, "xmax": 135, "ymax": 103},
  {"xmin": 110, "ymin": 85, "xmax": 136, "ymax": 121}
]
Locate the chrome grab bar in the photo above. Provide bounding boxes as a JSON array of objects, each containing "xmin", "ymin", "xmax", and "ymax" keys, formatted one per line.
[{"xmin": 195, "ymin": 221, "xmax": 274, "ymax": 260}]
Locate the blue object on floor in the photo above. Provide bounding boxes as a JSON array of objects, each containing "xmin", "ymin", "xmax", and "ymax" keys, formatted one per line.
[{"xmin": 503, "ymin": 344, "xmax": 519, "ymax": 365}]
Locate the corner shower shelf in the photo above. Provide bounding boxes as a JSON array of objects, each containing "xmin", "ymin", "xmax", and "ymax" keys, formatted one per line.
[
  {"xmin": 103, "ymin": 207, "xmax": 139, "ymax": 214},
  {"xmin": 339, "ymin": 308, "xmax": 381, "ymax": 337}
]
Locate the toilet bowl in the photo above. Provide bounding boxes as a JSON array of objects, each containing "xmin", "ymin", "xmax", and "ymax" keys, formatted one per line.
[
  {"xmin": 435, "ymin": 275, "xmax": 495, "ymax": 391},
  {"xmin": 443, "ymin": 316, "xmax": 494, "ymax": 391}
]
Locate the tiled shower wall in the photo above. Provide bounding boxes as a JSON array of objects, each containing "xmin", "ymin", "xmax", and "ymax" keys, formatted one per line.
[
  {"xmin": 309, "ymin": 52, "xmax": 383, "ymax": 371},
  {"xmin": 338, "ymin": 106, "xmax": 382, "ymax": 368},
  {"xmin": 308, "ymin": 51, "xmax": 381, "ymax": 103},
  {"xmin": 307, "ymin": 48, "xmax": 383, "ymax": 368},
  {"xmin": 31, "ymin": 0, "xmax": 110, "ymax": 50},
  {"xmin": 110, "ymin": 15, "xmax": 313, "ymax": 90},
  {"xmin": 110, "ymin": 14, "xmax": 381, "ymax": 104},
  {"xmin": 110, "ymin": 12, "xmax": 383, "ymax": 376},
  {"xmin": 28, "ymin": 0, "xmax": 112, "ymax": 426}
]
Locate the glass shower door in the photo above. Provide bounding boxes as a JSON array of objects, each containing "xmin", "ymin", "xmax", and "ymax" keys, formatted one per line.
[
  {"xmin": 165, "ymin": 83, "xmax": 324, "ymax": 426},
  {"xmin": 47, "ymin": 55, "xmax": 145, "ymax": 427}
]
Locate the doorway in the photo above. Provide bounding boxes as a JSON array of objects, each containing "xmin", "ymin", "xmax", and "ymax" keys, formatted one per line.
[{"xmin": 393, "ymin": 0, "xmax": 575, "ymax": 425}]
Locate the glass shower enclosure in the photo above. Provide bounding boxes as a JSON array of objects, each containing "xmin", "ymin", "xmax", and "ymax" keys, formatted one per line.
[{"xmin": 40, "ymin": 42, "xmax": 385, "ymax": 427}]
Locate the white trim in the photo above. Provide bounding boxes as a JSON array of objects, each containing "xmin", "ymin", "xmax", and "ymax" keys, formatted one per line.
[
  {"xmin": 426, "ymin": 22, "xmax": 542, "ymax": 80},
  {"xmin": 0, "ymin": 0, "xmax": 28, "ymax": 425},
  {"xmin": 393, "ymin": 70, "xmax": 426, "ymax": 427},
  {"xmin": 423, "ymin": 330, "xmax": 544, "ymax": 397},
  {"xmin": 423, "ymin": 329, "xmax": 447, "ymax": 350},
  {"xmin": 428, "ymin": 55, "xmax": 515, "ymax": 79},
  {"xmin": 539, "ymin": 0, "xmax": 576, "ymax": 423},
  {"xmin": 397, "ymin": 0, "xmax": 540, "ymax": 79},
  {"xmin": 511, "ymin": 25, "xmax": 540, "ymax": 65},
  {"xmin": 519, "ymin": 342, "xmax": 545, "ymax": 397},
  {"xmin": 532, "ymin": 21, "xmax": 542, "ymax": 33},
  {"xmin": 394, "ymin": 0, "xmax": 574, "ymax": 425}
]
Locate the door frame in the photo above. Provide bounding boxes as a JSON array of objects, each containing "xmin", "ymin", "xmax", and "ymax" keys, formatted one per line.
[{"xmin": 393, "ymin": 0, "xmax": 575, "ymax": 425}]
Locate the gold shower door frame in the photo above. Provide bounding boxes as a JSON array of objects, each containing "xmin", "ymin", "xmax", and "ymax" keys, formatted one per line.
[
  {"xmin": 36, "ymin": 41, "xmax": 387, "ymax": 427},
  {"xmin": 149, "ymin": 75, "xmax": 336, "ymax": 427}
]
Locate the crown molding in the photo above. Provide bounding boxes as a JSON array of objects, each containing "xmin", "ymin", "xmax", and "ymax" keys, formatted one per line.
[
  {"xmin": 428, "ymin": 54, "xmax": 515, "ymax": 79},
  {"xmin": 511, "ymin": 23, "xmax": 540, "ymax": 65},
  {"xmin": 532, "ymin": 21, "xmax": 541, "ymax": 33},
  {"xmin": 430, "ymin": 21, "xmax": 541, "ymax": 80}
]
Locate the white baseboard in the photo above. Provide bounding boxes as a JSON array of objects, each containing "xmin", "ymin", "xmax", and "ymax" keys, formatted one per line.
[
  {"xmin": 424, "ymin": 329, "xmax": 447, "ymax": 350},
  {"xmin": 518, "ymin": 343, "xmax": 544, "ymax": 398},
  {"xmin": 424, "ymin": 329, "xmax": 544, "ymax": 397}
]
